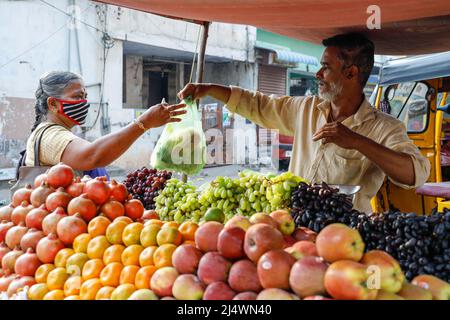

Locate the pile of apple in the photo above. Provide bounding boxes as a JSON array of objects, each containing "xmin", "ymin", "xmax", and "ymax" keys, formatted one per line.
[
  {"xmin": 160, "ymin": 211, "xmax": 450, "ymax": 300},
  {"xmin": 0, "ymin": 163, "xmax": 149, "ymax": 299}
]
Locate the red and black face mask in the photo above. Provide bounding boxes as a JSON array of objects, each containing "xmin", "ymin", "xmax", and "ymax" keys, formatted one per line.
[{"xmin": 54, "ymin": 98, "xmax": 90, "ymax": 125}]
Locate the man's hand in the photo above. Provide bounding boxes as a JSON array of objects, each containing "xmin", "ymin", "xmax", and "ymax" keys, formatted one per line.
[
  {"xmin": 312, "ymin": 121, "xmax": 364, "ymax": 149},
  {"xmin": 178, "ymin": 83, "xmax": 211, "ymax": 101}
]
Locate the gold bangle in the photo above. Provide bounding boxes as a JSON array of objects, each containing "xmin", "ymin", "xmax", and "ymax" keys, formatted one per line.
[{"xmin": 134, "ymin": 119, "xmax": 148, "ymax": 131}]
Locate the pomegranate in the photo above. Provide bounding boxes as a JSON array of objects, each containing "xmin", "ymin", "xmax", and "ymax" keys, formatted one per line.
[
  {"xmin": 56, "ymin": 213, "xmax": 87, "ymax": 245},
  {"xmin": 124, "ymin": 199, "xmax": 144, "ymax": 220},
  {"xmin": 0, "ymin": 242, "xmax": 11, "ymax": 262},
  {"xmin": 0, "ymin": 220, "xmax": 14, "ymax": 243},
  {"xmin": 30, "ymin": 182, "xmax": 55, "ymax": 208},
  {"xmin": 46, "ymin": 162, "xmax": 74, "ymax": 188},
  {"xmin": 45, "ymin": 187, "xmax": 72, "ymax": 211},
  {"xmin": 109, "ymin": 179, "xmax": 128, "ymax": 203},
  {"xmin": 34, "ymin": 173, "xmax": 48, "ymax": 188},
  {"xmin": 5, "ymin": 223, "xmax": 28, "ymax": 249},
  {"xmin": 15, "ymin": 248, "xmax": 42, "ymax": 277},
  {"xmin": 11, "ymin": 201, "xmax": 33, "ymax": 225},
  {"xmin": 36, "ymin": 233, "xmax": 65, "ymax": 264},
  {"xmin": 0, "ymin": 204, "xmax": 14, "ymax": 221},
  {"xmin": 11, "ymin": 184, "xmax": 33, "ymax": 207},
  {"xmin": 42, "ymin": 207, "xmax": 67, "ymax": 236},
  {"xmin": 100, "ymin": 200, "xmax": 125, "ymax": 220},
  {"xmin": 83, "ymin": 177, "xmax": 111, "ymax": 205},
  {"xmin": 0, "ymin": 274, "xmax": 15, "ymax": 292},
  {"xmin": 20, "ymin": 228, "xmax": 45, "ymax": 251},
  {"xmin": 67, "ymin": 194, "xmax": 97, "ymax": 222},
  {"xmin": 1, "ymin": 247, "xmax": 24, "ymax": 273},
  {"xmin": 25, "ymin": 205, "xmax": 49, "ymax": 230},
  {"xmin": 66, "ymin": 177, "xmax": 85, "ymax": 198},
  {"xmin": 7, "ymin": 275, "xmax": 36, "ymax": 297}
]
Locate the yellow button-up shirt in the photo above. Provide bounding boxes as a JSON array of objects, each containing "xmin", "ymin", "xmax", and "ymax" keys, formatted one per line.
[{"xmin": 226, "ymin": 86, "xmax": 431, "ymax": 213}]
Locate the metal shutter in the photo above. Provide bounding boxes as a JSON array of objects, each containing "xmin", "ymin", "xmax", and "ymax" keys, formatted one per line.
[{"xmin": 258, "ymin": 64, "xmax": 287, "ymax": 96}]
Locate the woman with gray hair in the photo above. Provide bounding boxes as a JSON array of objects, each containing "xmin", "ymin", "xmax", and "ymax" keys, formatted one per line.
[{"xmin": 24, "ymin": 71, "xmax": 185, "ymax": 178}]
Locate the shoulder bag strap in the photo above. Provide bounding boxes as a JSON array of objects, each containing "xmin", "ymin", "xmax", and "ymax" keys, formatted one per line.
[{"xmin": 34, "ymin": 124, "xmax": 59, "ymax": 166}]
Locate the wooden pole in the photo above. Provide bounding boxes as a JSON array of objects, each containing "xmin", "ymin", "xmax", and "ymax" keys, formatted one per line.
[{"xmin": 182, "ymin": 21, "xmax": 210, "ymax": 183}]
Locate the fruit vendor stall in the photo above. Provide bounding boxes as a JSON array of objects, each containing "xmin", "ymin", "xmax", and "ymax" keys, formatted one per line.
[
  {"xmin": 0, "ymin": 163, "xmax": 449, "ymax": 300},
  {"xmin": 2, "ymin": 0, "xmax": 450, "ymax": 301}
]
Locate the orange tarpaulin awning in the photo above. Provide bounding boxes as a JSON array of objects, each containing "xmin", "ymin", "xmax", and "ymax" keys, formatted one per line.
[{"xmin": 96, "ymin": 0, "xmax": 450, "ymax": 55}]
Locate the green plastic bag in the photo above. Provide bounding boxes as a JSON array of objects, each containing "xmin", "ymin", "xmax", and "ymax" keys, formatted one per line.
[{"xmin": 150, "ymin": 98, "xmax": 206, "ymax": 175}]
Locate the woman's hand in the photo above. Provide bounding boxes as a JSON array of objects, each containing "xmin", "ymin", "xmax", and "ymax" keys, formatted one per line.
[{"xmin": 139, "ymin": 102, "xmax": 187, "ymax": 129}]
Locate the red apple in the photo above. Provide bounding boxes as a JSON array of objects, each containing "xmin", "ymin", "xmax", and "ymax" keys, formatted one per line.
[
  {"xmin": 233, "ymin": 292, "xmax": 258, "ymax": 300},
  {"xmin": 195, "ymin": 221, "xmax": 223, "ymax": 252},
  {"xmin": 224, "ymin": 215, "xmax": 251, "ymax": 231},
  {"xmin": 412, "ymin": 275, "xmax": 450, "ymax": 300},
  {"xmin": 217, "ymin": 227, "xmax": 245, "ymax": 259},
  {"xmin": 244, "ymin": 223, "xmax": 284, "ymax": 262},
  {"xmin": 249, "ymin": 213, "xmax": 278, "ymax": 228},
  {"xmin": 142, "ymin": 210, "xmax": 159, "ymax": 220},
  {"xmin": 269, "ymin": 210, "xmax": 295, "ymax": 235},
  {"xmin": 197, "ymin": 252, "xmax": 231, "ymax": 285},
  {"xmin": 289, "ymin": 256, "xmax": 328, "ymax": 298},
  {"xmin": 228, "ymin": 259, "xmax": 262, "ymax": 292},
  {"xmin": 316, "ymin": 223, "xmax": 365, "ymax": 262},
  {"xmin": 150, "ymin": 267, "xmax": 179, "ymax": 297},
  {"xmin": 324, "ymin": 260, "xmax": 378, "ymax": 300},
  {"xmin": 361, "ymin": 250, "xmax": 405, "ymax": 293},
  {"xmin": 257, "ymin": 249, "xmax": 295, "ymax": 290},
  {"xmin": 286, "ymin": 241, "xmax": 318, "ymax": 260},
  {"xmin": 172, "ymin": 274, "xmax": 205, "ymax": 300},
  {"xmin": 172, "ymin": 244, "xmax": 203, "ymax": 274},
  {"xmin": 257, "ymin": 288, "xmax": 298, "ymax": 300},
  {"xmin": 397, "ymin": 282, "xmax": 433, "ymax": 300},
  {"xmin": 203, "ymin": 281, "xmax": 236, "ymax": 300},
  {"xmin": 303, "ymin": 295, "xmax": 333, "ymax": 300},
  {"xmin": 293, "ymin": 227, "xmax": 317, "ymax": 242}
]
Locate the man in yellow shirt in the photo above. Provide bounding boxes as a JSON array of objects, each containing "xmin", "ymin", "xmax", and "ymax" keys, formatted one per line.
[{"xmin": 178, "ymin": 33, "xmax": 430, "ymax": 213}]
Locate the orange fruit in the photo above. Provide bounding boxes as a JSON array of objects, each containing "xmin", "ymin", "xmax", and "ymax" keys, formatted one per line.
[
  {"xmin": 179, "ymin": 221, "xmax": 198, "ymax": 241},
  {"xmin": 183, "ymin": 240, "xmax": 196, "ymax": 246},
  {"xmin": 64, "ymin": 295, "xmax": 81, "ymax": 300},
  {"xmin": 54, "ymin": 248, "xmax": 75, "ymax": 268},
  {"xmin": 63, "ymin": 276, "xmax": 82, "ymax": 296},
  {"xmin": 43, "ymin": 289, "xmax": 65, "ymax": 300},
  {"xmin": 87, "ymin": 235, "xmax": 111, "ymax": 259},
  {"xmin": 111, "ymin": 284, "xmax": 136, "ymax": 300},
  {"xmin": 66, "ymin": 253, "xmax": 89, "ymax": 276},
  {"xmin": 82, "ymin": 259, "xmax": 105, "ymax": 281},
  {"xmin": 47, "ymin": 267, "xmax": 69, "ymax": 290},
  {"xmin": 121, "ymin": 244, "xmax": 144, "ymax": 266},
  {"xmin": 79, "ymin": 278, "xmax": 102, "ymax": 300},
  {"xmin": 153, "ymin": 244, "xmax": 177, "ymax": 268},
  {"xmin": 162, "ymin": 221, "xmax": 179, "ymax": 229},
  {"xmin": 139, "ymin": 246, "xmax": 157, "ymax": 267},
  {"xmin": 105, "ymin": 220, "xmax": 128, "ymax": 245},
  {"xmin": 35, "ymin": 264, "xmax": 56, "ymax": 284},
  {"xmin": 135, "ymin": 265, "xmax": 157, "ymax": 290},
  {"xmin": 88, "ymin": 216, "xmax": 111, "ymax": 238},
  {"xmin": 119, "ymin": 265, "xmax": 140, "ymax": 285},
  {"xmin": 95, "ymin": 286, "xmax": 115, "ymax": 300},
  {"xmin": 73, "ymin": 233, "xmax": 91, "ymax": 253},
  {"xmin": 103, "ymin": 244, "xmax": 126, "ymax": 265},
  {"xmin": 156, "ymin": 227, "xmax": 182, "ymax": 246},
  {"xmin": 144, "ymin": 219, "xmax": 164, "ymax": 228},
  {"xmin": 100, "ymin": 262, "xmax": 123, "ymax": 287},
  {"xmin": 140, "ymin": 224, "xmax": 161, "ymax": 247},
  {"xmin": 28, "ymin": 283, "xmax": 50, "ymax": 300},
  {"xmin": 114, "ymin": 216, "xmax": 133, "ymax": 225},
  {"xmin": 122, "ymin": 222, "xmax": 144, "ymax": 246}
]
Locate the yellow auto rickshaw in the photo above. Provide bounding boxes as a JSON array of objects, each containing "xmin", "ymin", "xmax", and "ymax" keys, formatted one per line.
[{"xmin": 370, "ymin": 51, "xmax": 450, "ymax": 214}]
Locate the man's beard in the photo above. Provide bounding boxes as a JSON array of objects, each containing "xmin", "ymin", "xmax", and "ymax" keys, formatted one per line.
[{"xmin": 318, "ymin": 80, "xmax": 344, "ymax": 102}]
